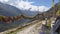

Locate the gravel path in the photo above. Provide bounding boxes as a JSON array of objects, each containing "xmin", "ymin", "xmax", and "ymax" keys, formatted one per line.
[{"xmin": 16, "ymin": 20, "xmax": 42, "ymax": 34}]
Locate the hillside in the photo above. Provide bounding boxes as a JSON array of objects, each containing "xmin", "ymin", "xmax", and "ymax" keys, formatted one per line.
[
  {"xmin": 0, "ymin": 2, "xmax": 22, "ymax": 16},
  {"xmin": 45, "ymin": 2, "xmax": 60, "ymax": 17}
]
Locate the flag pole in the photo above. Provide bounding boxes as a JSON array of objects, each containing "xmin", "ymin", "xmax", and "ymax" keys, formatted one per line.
[
  {"xmin": 52, "ymin": 0, "xmax": 55, "ymax": 17},
  {"xmin": 51, "ymin": 0, "xmax": 55, "ymax": 34}
]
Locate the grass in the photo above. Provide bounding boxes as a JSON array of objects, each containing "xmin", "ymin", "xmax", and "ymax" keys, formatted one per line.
[{"xmin": 47, "ymin": 19, "xmax": 51, "ymax": 29}]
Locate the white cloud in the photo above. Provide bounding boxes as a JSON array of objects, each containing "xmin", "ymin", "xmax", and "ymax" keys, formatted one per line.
[
  {"xmin": 0, "ymin": 0, "xmax": 9, "ymax": 3},
  {"xmin": 10, "ymin": 0, "xmax": 50, "ymax": 12},
  {"xmin": 0, "ymin": 0, "xmax": 50, "ymax": 12},
  {"xmin": 30, "ymin": 6, "xmax": 38, "ymax": 11},
  {"xmin": 39, "ymin": 6, "xmax": 49, "ymax": 12},
  {"xmin": 12, "ymin": 0, "xmax": 34, "ymax": 10}
]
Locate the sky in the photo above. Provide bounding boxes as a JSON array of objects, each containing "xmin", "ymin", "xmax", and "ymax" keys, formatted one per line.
[{"xmin": 0, "ymin": 0, "xmax": 59, "ymax": 12}]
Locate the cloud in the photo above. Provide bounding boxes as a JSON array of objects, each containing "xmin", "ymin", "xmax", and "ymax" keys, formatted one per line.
[
  {"xmin": 30, "ymin": 6, "xmax": 38, "ymax": 11},
  {"xmin": 0, "ymin": 0, "xmax": 9, "ymax": 3},
  {"xmin": 0, "ymin": 0, "xmax": 50, "ymax": 12},
  {"xmin": 10, "ymin": 0, "xmax": 50, "ymax": 12},
  {"xmin": 39, "ymin": 6, "xmax": 49, "ymax": 12},
  {"xmin": 11, "ymin": 0, "xmax": 34, "ymax": 10}
]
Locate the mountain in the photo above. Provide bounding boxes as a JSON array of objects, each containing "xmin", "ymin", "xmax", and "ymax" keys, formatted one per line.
[
  {"xmin": 0, "ymin": 2, "xmax": 40, "ymax": 16},
  {"xmin": 0, "ymin": 2, "xmax": 22, "ymax": 16},
  {"xmin": 21, "ymin": 10, "xmax": 39, "ymax": 16}
]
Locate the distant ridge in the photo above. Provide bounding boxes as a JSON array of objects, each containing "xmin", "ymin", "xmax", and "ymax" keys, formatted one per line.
[{"xmin": 0, "ymin": 2, "xmax": 22, "ymax": 16}]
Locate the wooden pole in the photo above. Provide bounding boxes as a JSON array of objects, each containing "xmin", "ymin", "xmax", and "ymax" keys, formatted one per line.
[
  {"xmin": 51, "ymin": 0, "xmax": 55, "ymax": 34},
  {"xmin": 52, "ymin": 0, "xmax": 54, "ymax": 8}
]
